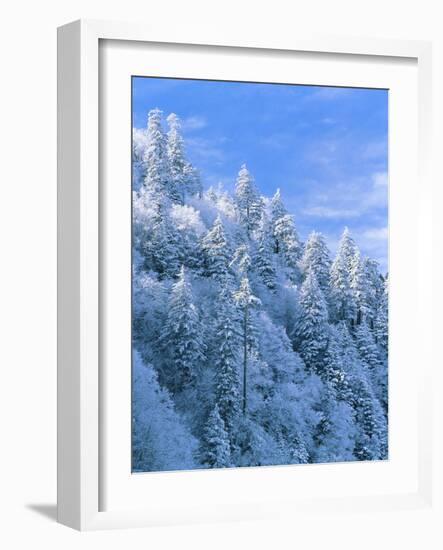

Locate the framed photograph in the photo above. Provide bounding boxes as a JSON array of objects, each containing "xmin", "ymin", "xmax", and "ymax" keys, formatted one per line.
[{"xmin": 57, "ymin": 20, "xmax": 433, "ymax": 530}]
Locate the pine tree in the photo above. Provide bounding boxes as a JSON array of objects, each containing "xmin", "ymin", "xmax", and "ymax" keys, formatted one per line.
[
  {"xmin": 354, "ymin": 321, "xmax": 387, "ymax": 412},
  {"xmin": 132, "ymin": 351, "xmax": 197, "ymax": 472},
  {"xmin": 200, "ymin": 405, "xmax": 231, "ymax": 468},
  {"xmin": 293, "ymin": 270, "xmax": 329, "ymax": 374},
  {"xmin": 134, "ymin": 192, "xmax": 180, "ymax": 278},
  {"xmin": 270, "ymin": 188, "xmax": 287, "ymax": 236},
  {"xmin": 234, "ymin": 164, "xmax": 262, "ymax": 237},
  {"xmin": 321, "ymin": 326, "xmax": 353, "ymax": 401},
  {"xmin": 355, "ymin": 322, "xmax": 382, "ymax": 371},
  {"xmin": 161, "ymin": 266, "xmax": 205, "ymax": 392},
  {"xmin": 201, "ymin": 214, "xmax": 231, "ymax": 280},
  {"xmin": 255, "ymin": 213, "xmax": 277, "ymax": 291},
  {"xmin": 233, "ymin": 277, "xmax": 261, "ymax": 414},
  {"xmin": 351, "ymin": 376, "xmax": 387, "ymax": 461},
  {"xmin": 166, "ymin": 113, "xmax": 187, "ymax": 203},
  {"xmin": 183, "ymin": 161, "xmax": 203, "ymax": 198},
  {"xmin": 300, "ymin": 231, "xmax": 332, "ymax": 298},
  {"xmin": 374, "ymin": 277, "xmax": 388, "ymax": 355},
  {"xmin": 213, "ymin": 286, "xmax": 241, "ymax": 437},
  {"xmin": 350, "ymin": 250, "xmax": 371, "ymax": 325},
  {"xmin": 143, "ymin": 108, "xmax": 176, "ymax": 200},
  {"xmin": 230, "ymin": 244, "xmax": 252, "ymax": 276},
  {"xmin": 330, "ymin": 228, "xmax": 357, "ymax": 323},
  {"xmin": 363, "ymin": 257, "xmax": 384, "ymax": 328},
  {"xmin": 313, "ymin": 382, "xmax": 356, "ymax": 463},
  {"xmin": 273, "ymin": 214, "xmax": 302, "ymax": 278}
]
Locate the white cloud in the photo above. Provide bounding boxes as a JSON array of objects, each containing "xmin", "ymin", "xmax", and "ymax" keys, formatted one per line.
[
  {"xmin": 186, "ymin": 136, "xmax": 225, "ymax": 165},
  {"xmin": 361, "ymin": 226, "xmax": 388, "ymax": 241},
  {"xmin": 361, "ymin": 138, "xmax": 388, "ymax": 160},
  {"xmin": 302, "ymin": 206, "xmax": 360, "ymax": 219},
  {"xmin": 301, "ymin": 170, "xmax": 388, "ymax": 221},
  {"xmin": 182, "ymin": 115, "xmax": 207, "ymax": 131}
]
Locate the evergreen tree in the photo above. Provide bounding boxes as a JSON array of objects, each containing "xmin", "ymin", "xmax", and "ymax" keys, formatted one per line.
[
  {"xmin": 300, "ymin": 231, "xmax": 332, "ymax": 298},
  {"xmin": 233, "ymin": 277, "xmax": 261, "ymax": 414},
  {"xmin": 234, "ymin": 164, "xmax": 262, "ymax": 237},
  {"xmin": 255, "ymin": 213, "xmax": 277, "ymax": 291},
  {"xmin": 143, "ymin": 108, "xmax": 176, "ymax": 200},
  {"xmin": 351, "ymin": 376, "xmax": 387, "ymax": 461},
  {"xmin": 330, "ymin": 228, "xmax": 357, "ymax": 323},
  {"xmin": 133, "ymin": 191, "xmax": 180, "ymax": 278},
  {"xmin": 213, "ymin": 286, "xmax": 241, "ymax": 438},
  {"xmin": 321, "ymin": 326, "xmax": 354, "ymax": 402},
  {"xmin": 161, "ymin": 266, "xmax": 205, "ymax": 392},
  {"xmin": 201, "ymin": 214, "xmax": 231, "ymax": 280},
  {"xmin": 273, "ymin": 214, "xmax": 302, "ymax": 278},
  {"xmin": 363, "ymin": 257, "xmax": 384, "ymax": 328},
  {"xmin": 350, "ymin": 250, "xmax": 371, "ymax": 325},
  {"xmin": 132, "ymin": 128, "xmax": 148, "ymax": 191},
  {"xmin": 183, "ymin": 161, "xmax": 203, "ymax": 198},
  {"xmin": 166, "ymin": 113, "xmax": 187, "ymax": 203},
  {"xmin": 313, "ymin": 383, "xmax": 356, "ymax": 463},
  {"xmin": 355, "ymin": 322, "xmax": 388, "ymax": 412},
  {"xmin": 230, "ymin": 244, "xmax": 252, "ymax": 276},
  {"xmin": 270, "ymin": 188, "xmax": 287, "ymax": 237},
  {"xmin": 355, "ymin": 322, "xmax": 382, "ymax": 371},
  {"xmin": 374, "ymin": 277, "xmax": 389, "ymax": 355},
  {"xmin": 132, "ymin": 351, "xmax": 197, "ymax": 472},
  {"xmin": 200, "ymin": 405, "xmax": 231, "ymax": 468},
  {"xmin": 293, "ymin": 270, "xmax": 329, "ymax": 374}
]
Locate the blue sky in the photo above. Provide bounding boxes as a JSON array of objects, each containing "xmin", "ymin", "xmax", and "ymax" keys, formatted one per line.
[{"xmin": 132, "ymin": 77, "xmax": 388, "ymax": 272}]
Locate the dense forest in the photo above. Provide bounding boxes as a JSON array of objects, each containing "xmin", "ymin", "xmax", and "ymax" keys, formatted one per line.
[{"xmin": 132, "ymin": 108, "xmax": 388, "ymax": 472}]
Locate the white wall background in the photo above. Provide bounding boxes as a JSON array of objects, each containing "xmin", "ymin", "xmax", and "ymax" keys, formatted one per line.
[{"xmin": 0, "ymin": 1, "xmax": 441, "ymax": 548}]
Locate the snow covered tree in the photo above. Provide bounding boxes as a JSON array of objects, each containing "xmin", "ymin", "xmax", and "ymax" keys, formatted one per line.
[
  {"xmin": 200, "ymin": 405, "xmax": 231, "ymax": 468},
  {"xmin": 166, "ymin": 113, "xmax": 187, "ymax": 203},
  {"xmin": 351, "ymin": 376, "xmax": 387, "ymax": 461},
  {"xmin": 374, "ymin": 277, "xmax": 388, "ymax": 355},
  {"xmin": 170, "ymin": 203, "xmax": 205, "ymax": 270},
  {"xmin": 273, "ymin": 214, "xmax": 302, "ymax": 279},
  {"xmin": 161, "ymin": 266, "xmax": 205, "ymax": 392},
  {"xmin": 300, "ymin": 231, "xmax": 332, "ymax": 299},
  {"xmin": 312, "ymin": 383, "xmax": 356, "ymax": 463},
  {"xmin": 234, "ymin": 164, "xmax": 262, "ymax": 237},
  {"xmin": 354, "ymin": 321, "xmax": 387, "ymax": 411},
  {"xmin": 230, "ymin": 244, "xmax": 252, "ymax": 276},
  {"xmin": 133, "ymin": 189, "xmax": 180, "ymax": 278},
  {"xmin": 132, "ymin": 351, "xmax": 197, "ymax": 472},
  {"xmin": 255, "ymin": 212, "xmax": 277, "ymax": 291},
  {"xmin": 355, "ymin": 322, "xmax": 382, "ymax": 372},
  {"xmin": 330, "ymin": 228, "xmax": 357, "ymax": 323},
  {"xmin": 201, "ymin": 214, "xmax": 231, "ymax": 280},
  {"xmin": 143, "ymin": 108, "xmax": 177, "ymax": 201},
  {"xmin": 363, "ymin": 257, "xmax": 385, "ymax": 328},
  {"xmin": 233, "ymin": 277, "xmax": 261, "ymax": 414},
  {"xmin": 293, "ymin": 270, "xmax": 329, "ymax": 374},
  {"xmin": 183, "ymin": 161, "xmax": 203, "ymax": 198},
  {"xmin": 213, "ymin": 286, "xmax": 241, "ymax": 438},
  {"xmin": 132, "ymin": 128, "xmax": 148, "ymax": 191},
  {"xmin": 350, "ymin": 250, "xmax": 371, "ymax": 325},
  {"xmin": 321, "ymin": 326, "xmax": 353, "ymax": 402},
  {"xmin": 270, "ymin": 188, "xmax": 287, "ymax": 234}
]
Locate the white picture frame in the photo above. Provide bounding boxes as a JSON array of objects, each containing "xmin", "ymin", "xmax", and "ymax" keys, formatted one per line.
[{"xmin": 57, "ymin": 19, "xmax": 434, "ymax": 531}]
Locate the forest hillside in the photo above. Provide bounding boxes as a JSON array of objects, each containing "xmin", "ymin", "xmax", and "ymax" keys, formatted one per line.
[{"xmin": 132, "ymin": 108, "xmax": 388, "ymax": 472}]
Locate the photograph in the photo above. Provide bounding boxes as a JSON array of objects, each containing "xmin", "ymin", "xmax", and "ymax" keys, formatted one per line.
[{"xmin": 131, "ymin": 76, "xmax": 389, "ymax": 473}]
